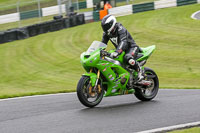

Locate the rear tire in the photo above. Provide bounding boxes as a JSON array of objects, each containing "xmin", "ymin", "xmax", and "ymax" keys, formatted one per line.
[
  {"xmin": 134, "ymin": 67, "xmax": 159, "ymax": 101},
  {"xmin": 77, "ymin": 76, "xmax": 104, "ymax": 108}
]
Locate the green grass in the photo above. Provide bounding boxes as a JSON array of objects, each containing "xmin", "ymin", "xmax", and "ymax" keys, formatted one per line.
[
  {"xmin": 0, "ymin": 0, "xmax": 88, "ymax": 15},
  {"xmin": 0, "ymin": 0, "xmax": 156, "ymax": 30},
  {"xmin": 168, "ymin": 127, "xmax": 200, "ymax": 133},
  {"xmin": 0, "ymin": 0, "xmax": 56, "ymax": 15},
  {"xmin": 0, "ymin": 0, "xmax": 157, "ymax": 31},
  {"xmin": 0, "ymin": 4, "xmax": 200, "ymax": 99},
  {"xmin": 134, "ymin": 0, "xmax": 156, "ymax": 4},
  {"xmin": 116, "ymin": 0, "xmax": 156, "ymax": 7},
  {"xmin": 0, "ymin": 0, "xmax": 48, "ymax": 5},
  {"xmin": 0, "ymin": 0, "xmax": 156, "ymax": 15}
]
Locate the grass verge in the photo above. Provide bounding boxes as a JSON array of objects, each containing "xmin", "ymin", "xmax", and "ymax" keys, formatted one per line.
[
  {"xmin": 0, "ymin": 0, "xmax": 156, "ymax": 31},
  {"xmin": 0, "ymin": 0, "xmax": 156, "ymax": 15},
  {"xmin": 0, "ymin": 4, "xmax": 200, "ymax": 99},
  {"xmin": 168, "ymin": 127, "xmax": 200, "ymax": 133}
]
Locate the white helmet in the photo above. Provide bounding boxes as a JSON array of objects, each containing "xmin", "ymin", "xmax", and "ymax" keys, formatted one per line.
[{"xmin": 101, "ymin": 15, "xmax": 117, "ymax": 35}]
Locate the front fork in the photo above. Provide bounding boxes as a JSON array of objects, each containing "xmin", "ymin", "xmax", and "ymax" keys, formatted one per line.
[{"xmin": 88, "ymin": 69, "xmax": 102, "ymax": 96}]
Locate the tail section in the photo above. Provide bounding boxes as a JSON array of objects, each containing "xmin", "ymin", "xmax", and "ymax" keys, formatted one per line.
[{"xmin": 137, "ymin": 45, "xmax": 156, "ymax": 61}]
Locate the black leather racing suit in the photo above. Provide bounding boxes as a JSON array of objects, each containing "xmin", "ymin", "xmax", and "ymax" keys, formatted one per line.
[{"xmin": 102, "ymin": 22, "xmax": 140, "ymax": 71}]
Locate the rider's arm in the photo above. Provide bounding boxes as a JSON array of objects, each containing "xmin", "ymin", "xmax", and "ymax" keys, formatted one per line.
[
  {"xmin": 116, "ymin": 26, "xmax": 128, "ymax": 54},
  {"xmin": 102, "ymin": 32, "xmax": 109, "ymax": 44}
]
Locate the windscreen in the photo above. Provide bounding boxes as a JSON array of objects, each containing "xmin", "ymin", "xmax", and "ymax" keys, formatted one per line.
[{"xmin": 85, "ymin": 41, "xmax": 107, "ymax": 55}]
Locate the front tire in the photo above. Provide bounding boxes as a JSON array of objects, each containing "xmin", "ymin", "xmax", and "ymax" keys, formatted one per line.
[
  {"xmin": 77, "ymin": 76, "xmax": 104, "ymax": 108},
  {"xmin": 134, "ymin": 67, "xmax": 159, "ymax": 101}
]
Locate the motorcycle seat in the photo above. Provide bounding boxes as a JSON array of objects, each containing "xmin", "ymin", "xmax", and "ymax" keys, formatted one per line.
[{"xmin": 139, "ymin": 47, "xmax": 143, "ymax": 53}]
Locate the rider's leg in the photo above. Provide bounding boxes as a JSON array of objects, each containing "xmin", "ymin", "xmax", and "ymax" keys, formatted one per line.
[{"xmin": 124, "ymin": 47, "xmax": 144, "ymax": 81}]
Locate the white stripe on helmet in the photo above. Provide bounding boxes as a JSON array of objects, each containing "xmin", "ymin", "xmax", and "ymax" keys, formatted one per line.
[{"xmin": 105, "ymin": 15, "xmax": 116, "ymax": 34}]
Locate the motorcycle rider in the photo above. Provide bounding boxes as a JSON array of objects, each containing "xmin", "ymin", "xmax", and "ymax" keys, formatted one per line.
[{"xmin": 101, "ymin": 14, "xmax": 144, "ymax": 82}]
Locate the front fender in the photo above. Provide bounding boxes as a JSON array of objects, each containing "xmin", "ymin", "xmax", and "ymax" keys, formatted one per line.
[{"xmin": 83, "ymin": 73, "xmax": 97, "ymax": 87}]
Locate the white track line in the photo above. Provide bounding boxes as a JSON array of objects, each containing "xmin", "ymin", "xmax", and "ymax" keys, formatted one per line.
[
  {"xmin": 137, "ymin": 121, "xmax": 200, "ymax": 133},
  {"xmin": 0, "ymin": 92, "xmax": 76, "ymax": 102},
  {"xmin": 191, "ymin": 10, "xmax": 200, "ymax": 20}
]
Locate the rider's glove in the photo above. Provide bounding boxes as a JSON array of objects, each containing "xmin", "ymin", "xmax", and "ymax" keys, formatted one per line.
[{"xmin": 110, "ymin": 52, "xmax": 119, "ymax": 58}]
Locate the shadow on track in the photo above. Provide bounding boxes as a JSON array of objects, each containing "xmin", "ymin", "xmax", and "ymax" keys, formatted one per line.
[{"xmin": 78, "ymin": 100, "xmax": 160, "ymax": 114}]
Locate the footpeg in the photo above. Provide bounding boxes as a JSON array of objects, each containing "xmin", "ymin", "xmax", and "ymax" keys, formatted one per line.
[{"xmin": 137, "ymin": 80, "xmax": 151, "ymax": 86}]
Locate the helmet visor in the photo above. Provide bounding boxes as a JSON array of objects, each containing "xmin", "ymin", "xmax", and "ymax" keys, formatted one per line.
[{"xmin": 101, "ymin": 20, "xmax": 114, "ymax": 34}]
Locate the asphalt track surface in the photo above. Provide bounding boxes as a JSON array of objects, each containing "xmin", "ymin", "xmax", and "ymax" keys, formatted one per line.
[{"xmin": 0, "ymin": 89, "xmax": 200, "ymax": 133}]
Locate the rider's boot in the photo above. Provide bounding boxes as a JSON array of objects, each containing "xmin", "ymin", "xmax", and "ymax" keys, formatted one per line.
[
  {"xmin": 137, "ymin": 64, "xmax": 151, "ymax": 86},
  {"xmin": 137, "ymin": 65, "xmax": 144, "ymax": 82},
  {"xmin": 129, "ymin": 59, "xmax": 151, "ymax": 86},
  {"xmin": 128, "ymin": 59, "xmax": 144, "ymax": 82}
]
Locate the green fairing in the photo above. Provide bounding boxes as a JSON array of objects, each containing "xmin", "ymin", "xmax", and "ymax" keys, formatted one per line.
[
  {"xmin": 83, "ymin": 73, "xmax": 97, "ymax": 86},
  {"xmin": 137, "ymin": 45, "xmax": 156, "ymax": 62},
  {"xmin": 80, "ymin": 41, "xmax": 155, "ymax": 97}
]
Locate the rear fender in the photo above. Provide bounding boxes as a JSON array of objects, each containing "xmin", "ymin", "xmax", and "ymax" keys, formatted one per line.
[{"xmin": 82, "ymin": 73, "xmax": 97, "ymax": 87}]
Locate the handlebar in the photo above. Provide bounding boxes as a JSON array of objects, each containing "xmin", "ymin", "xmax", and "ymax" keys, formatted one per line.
[{"xmin": 100, "ymin": 50, "xmax": 111, "ymax": 57}]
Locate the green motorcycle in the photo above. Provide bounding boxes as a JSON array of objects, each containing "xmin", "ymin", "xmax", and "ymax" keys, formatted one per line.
[{"xmin": 77, "ymin": 41, "xmax": 159, "ymax": 107}]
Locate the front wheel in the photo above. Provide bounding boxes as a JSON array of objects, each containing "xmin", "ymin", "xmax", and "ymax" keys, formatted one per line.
[
  {"xmin": 134, "ymin": 67, "xmax": 159, "ymax": 101},
  {"xmin": 77, "ymin": 76, "xmax": 104, "ymax": 108}
]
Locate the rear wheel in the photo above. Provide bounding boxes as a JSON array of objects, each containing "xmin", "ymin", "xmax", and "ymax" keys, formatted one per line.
[
  {"xmin": 134, "ymin": 67, "xmax": 159, "ymax": 101},
  {"xmin": 77, "ymin": 76, "xmax": 104, "ymax": 108}
]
